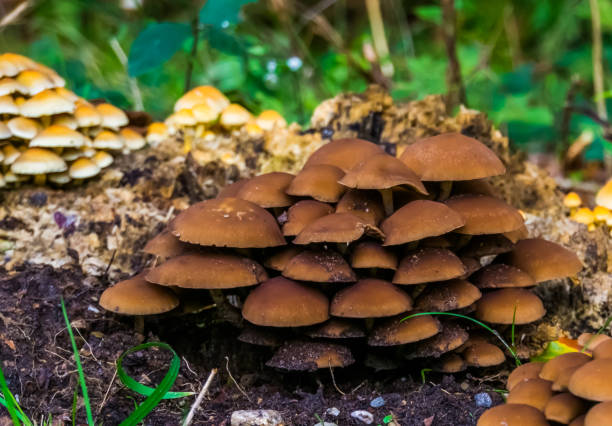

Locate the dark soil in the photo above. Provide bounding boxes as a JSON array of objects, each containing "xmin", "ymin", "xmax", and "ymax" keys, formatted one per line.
[{"xmin": 0, "ymin": 265, "xmax": 505, "ymax": 425}]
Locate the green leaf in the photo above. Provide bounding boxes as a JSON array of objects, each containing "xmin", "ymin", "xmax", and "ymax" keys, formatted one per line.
[
  {"xmin": 530, "ymin": 341, "xmax": 578, "ymax": 363},
  {"xmin": 202, "ymin": 27, "xmax": 246, "ymax": 56},
  {"xmin": 414, "ymin": 5, "xmax": 442, "ymax": 25},
  {"xmin": 199, "ymin": 0, "xmax": 258, "ymax": 28},
  {"xmin": 128, "ymin": 22, "xmax": 191, "ymax": 77}
]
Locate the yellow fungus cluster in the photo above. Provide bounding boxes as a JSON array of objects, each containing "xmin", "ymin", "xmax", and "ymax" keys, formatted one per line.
[
  {"xmin": 0, "ymin": 53, "xmax": 146, "ymax": 187},
  {"xmin": 563, "ymin": 181, "xmax": 612, "ymax": 235}
]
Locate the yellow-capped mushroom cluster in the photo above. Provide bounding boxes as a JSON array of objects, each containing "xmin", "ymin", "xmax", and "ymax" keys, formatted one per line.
[
  {"xmin": 563, "ymin": 180, "xmax": 612, "ymax": 235},
  {"xmin": 0, "ymin": 52, "xmax": 146, "ymax": 187},
  {"xmin": 99, "ymin": 133, "xmax": 582, "ymax": 372}
]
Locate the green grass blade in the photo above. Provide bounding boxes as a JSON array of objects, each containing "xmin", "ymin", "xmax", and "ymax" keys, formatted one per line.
[
  {"xmin": 60, "ymin": 298, "xmax": 94, "ymax": 426},
  {"xmin": 0, "ymin": 364, "xmax": 24, "ymax": 426},
  {"xmin": 511, "ymin": 305, "xmax": 517, "ymax": 349},
  {"xmin": 117, "ymin": 342, "xmax": 194, "ymax": 426}
]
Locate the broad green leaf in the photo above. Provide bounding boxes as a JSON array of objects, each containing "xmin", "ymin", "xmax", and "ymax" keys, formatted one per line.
[
  {"xmin": 128, "ymin": 22, "xmax": 191, "ymax": 77},
  {"xmin": 202, "ymin": 27, "xmax": 246, "ymax": 56},
  {"xmin": 199, "ymin": 0, "xmax": 258, "ymax": 28}
]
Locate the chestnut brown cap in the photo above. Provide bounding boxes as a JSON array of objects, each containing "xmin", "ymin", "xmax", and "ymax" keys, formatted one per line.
[
  {"xmin": 463, "ymin": 341, "xmax": 505, "ymax": 367},
  {"xmin": 242, "ymin": 277, "xmax": 329, "ymax": 327},
  {"xmin": 338, "ymin": 153, "xmax": 427, "ymax": 194},
  {"xmin": 99, "ymin": 273, "xmax": 179, "ymax": 315},
  {"xmin": 330, "ymin": 278, "xmax": 412, "ymax": 318},
  {"xmin": 293, "ymin": 212, "xmax": 383, "ymax": 245},
  {"xmin": 553, "ymin": 365, "xmax": 583, "ymax": 392},
  {"xmin": 445, "ymin": 194, "xmax": 524, "ymax": 235},
  {"xmin": 393, "ymin": 248, "xmax": 466, "ymax": 285},
  {"xmin": 585, "ymin": 402, "xmax": 612, "ymax": 426},
  {"xmin": 507, "ymin": 362, "xmax": 545, "ymax": 391},
  {"xmin": 471, "ymin": 264, "xmax": 535, "ymax": 289},
  {"xmin": 282, "ymin": 200, "xmax": 334, "ymax": 236},
  {"xmin": 569, "ymin": 415, "xmax": 585, "ymax": 426},
  {"xmin": 399, "ymin": 132, "xmax": 505, "ymax": 181},
  {"xmin": 501, "ymin": 238, "xmax": 583, "ymax": 283},
  {"xmin": 381, "ymin": 200, "xmax": 465, "ymax": 246},
  {"xmin": 459, "ymin": 234, "xmax": 515, "ymax": 258},
  {"xmin": 170, "ymin": 197, "xmax": 286, "ymax": 248},
  {"xmin": 415, "ymin": 279, "xmax": 482, "ymax": 311},
  {"xmin": 303, "ymin": 138, "xmax": 384, "ymax": 172},
  {"xmin": 544, "ymin": 393, "xmax": 586, "ymax": 424},
  {"xmin": 306, "ymin": 319, "xmax": 365, "ymax": 339},
  {"xmin": 145, "ymin": 253, "xmax": 267, "ymax": 289},
  {"xmin": 578, "ymin": 333, "xmax": 611, "ymax": 351},
  {"xmin": 475, "ymin": 288, "xmax": 545, "ymax": 325},
  {"xmin": 263, "ymin": 246, "xmax": 302, "ymax": 271},
  {"xmin": 540, "ymin": 352, "xmax": 591, "ymax": 382},
  {"xmin": 507, "ymin": 378, "xmax": 553, "ymax": 411},
  {"xmin": 336, "ymin": 189, "xmax": 385, "ymax": 225},
  {"xmin": 460, "ymin": 257, "xmax": 481, "ymax": 277},
  {"xmin": 503, "ymin": 224, "xmax": 529, "ymax": 243},
  {"xmin": 568, "ymin": 359, "xmax": 612, "ymax": 401},
  {"xmin": 285, "ymin": 164, "xmax": 346, "ymax": 202},
  {"xmin": 432, "ymin": 353, "xmax": 467, "ymax": 373},
  {"xmin": 368, "ymin": 314, "xmax": 441, "ymax": 346},
  {"xmin": 477, "ymin": 404, "xmax": 548, "ymax": 426},
  {"xmin": 593, "ymin": 339, "xmax": 612, "ymax": 360},
  {"xmin": 265, "ymin": 341, "xmax": 355, "ymax": 371},
  {"xmin": 282, "ymin": 249, "xmax": 356, "ymax": 283},
  {"xmin": 217, "ymin": 179, "xmax": 249, "ymax": 199},
  {"xmin": 143, "ymin": 228, "xmax": 188, "ymax": 258},
  {"xmin": 351, "ymin": 242, "xmax": 398, "ymax": 270},
  {"xmin": 407, "ymin": 321, "xmax": 468, "ymax": 358},
  {"xmin": 235, "ymin": 172, "xmax": 295, "ymax": 208},
  {"xmin": 238, "ymin": 325, "xmax": 283, "ymax": 347}
]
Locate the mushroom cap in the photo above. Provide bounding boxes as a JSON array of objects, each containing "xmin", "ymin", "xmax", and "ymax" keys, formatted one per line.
[
  {"xmin": 74, "ymin": 104, "xmax": 102, "ymax": 127},
  {"xmin": 48, "ymin": 171, "xmax": 70, "ymax": 185},
  {"xmin": 303, "ymin": 138, "xmax": 385, "ymax": 172},
  {"xmin": 142, "ymin": 229, "xmax": 188, "ymax": 258},
  {"xmin": 552, "ymin": 365, "xmax": 583, "ymax": 392},
  {"xmin": 503, "ymin": 224, "xmax": 529, "ymax": 243},
  {"xmin": 0, "ymin": 95, "xmax": 19, "ymax": 115},
  {"xmin": 99, "ymin": 273, "xmax": 179, "ymax": 315},
  {"xmin": 351, "ymin": 242, "xmax": 398, "ymax": 270},
  {"xmin": 146, "ymin": 122, "xmax": 168, "ymax": 144},
  {"xmin": 330, "ymin": 278, "xmax": 412, "ymax": 318},
  {"xmin": 593, "ymin": 339, "xmax": 612, "ymax": 360},
  {"xmin": 463, "ymin": 341, "xmax": 505, "ymax": 367},
  {"xmin": 399, "ymin": 132, "xmax": 505, "ymax": 181},
  {"xmin": 381, "ymin": 200, "xmax": 465, "ymax": 246},
  {"xmin": 282, "ymin": 249, "xmax": 356, "ymax": 283},
  {"xmin": 96, "ymin": 103, "xmax": 129, "ymax": 128},
  {"xmin": 11, "ymin": 148, "xmax": 67, "ymax": 175},
  {"xmin": 507, "ymin": 378, "xmax": 553, "ymax": 411},
  {"xmin": 93, "ymin": 130, "xmax": 124, "ymax": 150},
  {"xmin": 445, "ymin": 194, "xmax": 524, "ymax": 235},
  {"xmin": 52, "ymin": 114, "xmax": 78, "ymax": 130},
  {"xmin": 166, "ymin": 109, "xmax": 196, "ymax": 128},
  {"xmin": 502, "ymin": 238, "xmax": 582, "ymax": 282},
  {"xmin": 2, "ymin": 144, "xmax": 20, "ymax": 165},
  {"xmin": 415, "ymin": 279, "xmax": 482, "ymax": 311},
  {"xmin": 475, "ymin": 288, "xmax": 545, "ymax": 325},
  {"xmin": 0, "ymin": 77, "xmax": 26, "ymax": 96},
  {"xmin": 477, "ymin": 404, "xmax": 548, "ymax": 426},
  {"xmin": 192, "ymin": 103, "xmax": 219, "ymax": 124},
  {"xmin": 237, "ymin": 325, "xmax": 283, "ymax": 347},
  {"xmin": 460, "ymin": 256, "xmax": 481, "ymax": 277},
  {"xmin": 30, "ymin": 124, "xmax": 85, "ymax": 148},
  {"xmin": 595, "ymin": 179, "xmax": 612, "ymax": 209},
  {"xmin": 91, "ymin": 150, "xmax": 114, "ymax": 168},
  {"xmin": 585, "ymin": 402, "xmax": 612, "ymax": 426},
  {"xmin": 145, "ymin": 252, "xmax": 267, "ymax": 289},
  {"xmin": 507, "ymin": 362, "xmax": 545, "ymax": 391},
  {"xmin": 338, "ymin": 153, "xmax": 427, "ymax": 194},
  {"xmin": 407, "ymin": 321, "xmax": 469, "ymax": 358},
  {"xmin": 293, "ymin": 212, "xmax": 383, "ymax": 245},
  {"xmin": 120, "ymin": 128, "xmax": 146, "ymax": 151},
  {"xmin": 286, "ymin": 164, "xmax": 347, "ymax": 202},
  {"xmin": 265, "ymin": 341, "xmax": 354, "ymax": 371},
  {"xmin": 20, "ymin": 89, "xmax": 74, "ymax": 116},
  {"xmin": 368, "ymin": 314, "xmax": 441, "ymax": 346},
  {"xmin": 540, "ymin": 352, "xmax": 591, "ymax": 382},
  {"xmin": 544, "ymin": 393, "xmax": 586, "ymax": 424},
  {"xmin": 471, "ymin": 264, "xmax": 535, "ymax": 289},
  {"xmin": 16, "ymin": 69, "xmax": 55, "ymax": 95},
  {"xmin": 0, "ymin": 121, "xmax": 11, "ymax": 139},
  {"xmin": 263, "ymin": 246, "xmax": 302, "ymax": 271},
  {"xmin": 170, "ymin": 197, "xmax": 286, "ymax": 248},
  {"xmin": 69, "ymin": 157, "xmax": 100, "ymax": 179},
  {"xmin": 282, "ymin": 200, "xmax": 334, "ymax": 236},
  {"xmin": 393, "ymin": 248, "xmax": 466, "ymax": 285},
  {"xmin": 459, "ymin": 234, "xmax": 515, "ymax": 257},
  {"xmin": 570, "ymin": 415, "xmax": 585, "ymax": 426},
  {"xmin": 7, "ymin": 116, "xmax": 41, "ymax": 139},
  {"xmin": 220, "ymin": 103, "xmax": 251, "ymax": 128},
  {"xmin": 431, "ymin": 353, "xmax": 467, "ymax": 373},
  {"xmin": 564, "ymin": 192, "xmax": 582, "ymax": 208},
  {"xmin": 217, "ymin": 179, "xmax": 249, "ymax": 199},
  {"xmin": 336, "ymin": 189, "xmax": 385, "ymax": 225},
  {"xmin": 242, "ymin": 277, "xmax": 329, "ymax": 327},
  {"xmin": 235, "ymin": 172, "xmax": 295, "ymax": 208},
  {"xmin": 569, "ymin": 359, "xmax": 612, "ymax": 401},
  {"xmin": 306, "ymin": 319, "xmax": 366, "ymax": 339},
  {"xmin": 174, "ymin": 85, "xmax": 230, "ymax": 113},
  {"xmin": 256, "ymin": 109, "xmax": 286, "ymax": 131},
  {"xmin": 578, "ymin": 333, "xmax": 611, "ymax": 350}
]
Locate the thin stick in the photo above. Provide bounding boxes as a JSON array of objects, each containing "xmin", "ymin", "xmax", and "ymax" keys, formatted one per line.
[
  {"xmin": 365, "ymin": 0, "xmax": 393, "ymax": 78},
  {"xmin": 589, "ymin": 0, "xmax": 607, "ymax": 120},
  {"xmin": 440, "ymin": 0, "xmax": 466, "ymax": 111},
  {"xmin": 97, "ymin": 368, "xmax": 117, "ymax": 415},
  {"xmin": 182, "ymin": 368, "xmax": 217, "ymax": 426},
  {"xmin": 328, "ymin": 362, "xmax": 345, "ymax": 395},
  {"xmin": 225, "ymin": 356, "xmax": 251, "ymax": 402},
  {"xmin": 184, "ymin": 18, "xmax": 200, "ymax": 94},
  {"xmin": 0, "ymin": 1, "xmax": 28, "ymax": 28},
  {"xmin": 109, "ymin": 37, "xmax": 144, "ymax": 110}
]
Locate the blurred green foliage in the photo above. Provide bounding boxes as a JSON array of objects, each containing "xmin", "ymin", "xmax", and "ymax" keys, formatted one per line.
[{"xmin": 0, "ymin": 0, "xmax": 610, "ymax": 158}]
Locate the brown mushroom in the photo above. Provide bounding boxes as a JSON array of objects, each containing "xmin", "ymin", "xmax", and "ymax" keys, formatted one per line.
[
  {"xmin": 217, "ymin": 179, "xmax": 249, "ymax": 199},
  {"xmin": 393, "ymin": 248, "xmax": 466, "ymax": 285},
  {"xmin": 265, "ymin": 340, "xmax": 355, "ymax": 371},
  {"xmin": 263, "ymin": 246, "xmax": 303, "ymax": 271},
  {"xmin": 462, "ymin": 341, "xmax": 505, "ymax": 367},
  {"xmin": 431, "ymin": 353, "xmax": 467, "ymax": 373},
  {"xmin": 282, "ymin": 200, "xmax": 334, "ymax": 236},
  {"xmin": 142, "ymin": 228, "xmax": 189, "ymax": 258},
  {"xmin": 335, "ymin": 189, "xmax": 385, "ymax": 225},
  {"xmin": 330, "ymin": 278, "xmax": 412, "ymax": 318},
  {"xmin": 350, "ymin": 242, "xmax": 398, "ymax": 270},
  {"xmin": 446, "ymin": 194, "xmax": 524, "ymax": 235},
  {"xmin": 544, "ymin": 393, "xmax": 586, "ymax": 424},
  {"xmin": 306, "ymin": 319, "xmax": 366, "ymax": 339},
  {"xmin": 293, "ymin": 212, "xmax": 383, "ymax": 245},
  {"xmin": 568, "ymin": 359, "xmax": 612, "ymax": 401},
  {"xmin": 235, "ymin": 172, "xmax": 295, "ymax": 208},
  {"xmin": 507, "ymin": 362, "xmax": 545, "ymax": 391},
  {"xmin": 282, "ymin": 249, "xmax": 356, "ymax": 282},
  {"xmin": 471, "ymin": 264, "xmax": 535, "ymax": 289},
  {"xmin": 584, "ymin": 401, "xmax": 612, "ymax": 426},
  {"xmin": 368, "ymin": 314, "xmax": 441, "ymax": 346},
  {"xmin": 303, "ymin": 138, "xmax": 384, "ymax": 172},
  {"xmin": 285, "ymin": 164, "xmax": 346, "ymax": 202},
  {"xmin": 406, "ymin": 321, "xmax": 469, "ymax": 359},
  {"xmin": 99, "ymin": 273, "xmax": 179, "ymax": 315},
  {"xmin": 507, "ymin": 378, "xmax": 553, "ymax": 411},
  {"xmin": 539, "ymin": 352, "xmax": 591, "ymax": 382},
  {"xmin": 459, "ymin": 234, "xmax": 515, "ymax": 258},
  {"xmin": 593, "ymin": 339, "xmax": 612, "ymax": 359},
  {"xmin": 477, "ymin": 403, "xmax": 549, "ymax": 426},
  {"xmin": 475, "ymin": 288, "xmax": 545, "ymax": 325},
  {"xmin": 415, "ymin": 279, "xmax": 482, "ymax": 311}
]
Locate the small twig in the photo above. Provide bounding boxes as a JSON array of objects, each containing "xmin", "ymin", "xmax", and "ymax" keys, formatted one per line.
[
  {"xmin": 350, "ymin": 380, "xmax": 366, "ymax": 394},
  {"xmin": 0, "ymin": 1, "xmax": 29, "ymax": 28},
  {"xmin": 328, "ymin": 362, "xmax": 345, "ymax": 395},
  {"xmin": 225, "ymin": 356, "xmax": 251, "ymax": 402},
  {"xmin": 440, "ymin": 0, "xmax": 467, "ymax": 111},
  {"xmin": 104, "ymin": 249, "xmax": 117, "ymax": 279},
  {"xmin": 182, "ymin": 368, "xmax": 218, "ymax": 426},
  {"xmin": 109, "ymin": 37, "xmax": 144, "ymax": 110},
  {"xmin": 589, "ymin": 0, "xmax": 607, "ymax": 120},
  {"xmin": 97, "ymin": 368, "xmax": 117, "ymax": 415}
]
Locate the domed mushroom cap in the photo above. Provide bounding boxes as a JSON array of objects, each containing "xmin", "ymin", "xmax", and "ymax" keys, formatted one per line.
[
  {"xmin": 595, "ymin": 179, "xmax": 612, "ymax": 209},
  {"xmin": 91, "ymin": 150, "xmax": 114, "ymax": 169},
  {"xmin": 477, "ymin": 404, "xmax": 548, "ymax": 426},
  {"xmin": 475, "ymin": 288, "xmax": 545, "ymax": 325},
  {"xmin": 540, "ymin": 352, "xmax": 591, "ymax": 382},
  {"xmin": 217, "ymin": 179, "xmax": 249, "ymax": 199},
  {"xmin": 191, "ymin": 103, "xmax": 219, "ymax": 124},
  {"xmin": 459, "ymin": 234, "xmax": 515, "ymax": 258},
  {"xmin": 265, "ymin": 341, "xmax": 355, "ymax": 371},
  {"xmin": 99, "ymin": 273, "xmax": 179, "ymax": 315},
  {"xmin": 120, "ymin": 128, "xmax": 146, "ymax": 151},
  {"xmin": 293, "ymin": 212, "xmax": 383, "ymax": 245},
  {"xmin": 16, "ymin": 69, "xmax": 55, "ymax": 95},
  {"xmin": 307, "ymin": 319, "xmax": 365, "ymax": 339},
  {"xmin": 593, "ymin": 339, "xmax": 612, "ymax": 360},
  {"xmin": 0, "ymin": 77, "xmax": 26, "ymax": 96},
  {"xmin": 399, "ymin": 132, "xmax": 505, "ymax": 181},
  {"xmin": 507, "ymin": 378, "xmax": 553, "ymax": 411},
  {"xmin": 170, "ymin": 198, "xmax": 286, "ymax": 248},
  {"xmin": 544, "ymin": 393, "xmax": 586, "ymax": 424},
  {"xmin": 237, "ymin": 325, "xmax": 283, "ymax": 347},
  {"xmin": 351, "ymin": 242, "xmax": 397, "ymax": 270},
  {"xmin": 393, "ymin": 248, "xmax": 466, "ymax": 285},
  {"xmin": 381, "ymin": 200, "xmax": 465, "ymax": 246},
  {"xmin": 368, "ymin": 314, "xmax": 440, "ymax": 346},
  {"xmin": 0, "ymin": 121, "xmax": 11, "ymax": 139},
  {"xmin": 255, "ymin": 109, "xmax": 286, "ymax": 130},
  {"xmin": 501, "ymin": 238, "xmax": 582, "ymax": 283},
  {"xmin": 220, "ymin": 103, "xmax": 252, "ymax": 128},
  {"xmin": 336, "ymin": 189, "xmax": 385, "ymax": 225},
  {"xmin": 7, "ymin": 116, "xmax": 41, "ymax": 139},
  {"xmin": 585, "ymin": 401, "xmax": 612, "ymax": 426},
  {"xmin": 507, "ymin": 362, "xmax": 545, "ymax": 391},
  {"xmin": 93, "ymin": 130, "xmax": 123, "ymax": 150},
  {"xmin": 96, "ymin": 103, "xmax": 129, "ymax": 128},
  {"xmin": 20, "ymin": 89, "xmax": 74, "ymax": 117},
  {"xmin": 553, "ymin": 365, "xmax": 583, "ymax": 392},
  {"xmin": 11, "ymin": 148, "xmax": 67, "ymax": 175},
  {"xmin": 143, "ymin": 229, "xmax": 188, "ymax": 258},
  {"xmin": 432, "ymin": 353, "xmax": 467, "ymax": 373},
  {"xmin": 146, "ymin": 252, "xmax": 267, "ymax": 289},
  {"xmin": 331, "ymin": 278, "xmax": 412, "ymax": 318},
  {"xmin": 74, "ymin": 104, "xmax": 102, "ymax": 127},
  {"xmin": 503, "ymin": 224, "xmax": 529, "ymax": 243},
  {"xmin": 461, "ymin": 257, "xmax": 481, "ymax": 277},
  {"xmin": 263, "ymin": 246, "xmax": 302, "ymax": 271},
  {"xmin": 242, "ymin": 277, "xmax": 329, "ymax": 327},
  {"xmin": 569, "ymin": 359, "xmax": 612, "ymax": 401},
  {"xmin": 69, "ymin": 157, "xmax": 100, "ymax": 179},
  {"xmin": 471, "ymin": 264, "xmax": 535, "ymax": 289},
  {"xmin": 338, "ymin": 153, "xmax": 427, "ymax": 194},
  {"xmin": 145, "ymin": 122, "xmax": 168, "ymax": 145},
  {"xmin": 415, "ymin": 279, "xmax": 481, "ymax": 311},
  {"xmin": 303, "ymin": 138, "xmax": 384, "ymax": 172},
  {"xmin": 30, "ymin": 124, "xmax": 85, "ymax": 148},
  {"xmin": 174, "ymin": 86, "xmax": 229, "ymax": 113},
  {"xmin": 235, "ymin": 172, "xmax": 295, "ymax": 208},
  {"xmin": 445, "ymin": 195, "xmax": 524, "ymax": 235},
  {"xmin": 286, "ymin": 164, "xmax": 346, "ymax": 202},
  {"xmin": 282, "ymin": 249, "xmax": 356, "ymax": 283},
  {"xmin": 463, "ymin": 341, "xmax": 505, "ymax": 367},
  {"xmin": 0, "ymin": 95, "xmax": 19, "ymax": 115},
  {"xmin": 578, "ymin": 332, "xmax": 611, "ymax": 350},
  {"xmin": 407, "ymin": 321, "xmax": 469, "ymax": 358},
  {"xmin": 282, "ymin": 200, "xmax": 334, "ymax": 236}
]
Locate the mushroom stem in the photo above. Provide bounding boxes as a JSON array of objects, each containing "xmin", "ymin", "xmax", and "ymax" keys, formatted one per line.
[
  {"xmin": 33, "ymin": 174, "xmax": 46, "ymax": 185},
  {"xmin": 364, "ymin": 318, "xmax": 375, "ymax": 331},
  {"xmin": 438, "ymin": 181, "xmax": 453, "ymax": 201},
  {"xmin": 209, "ymin": 289, "xmax": 241, "ymax": 325},
  {"xmin": 195, "ymin": 124, "xmax": 205, "ymax": 138},
  {"xmin": 41, "ymin": 115, "xmax": 51, "ymax": 127},
  {"xmin": 380, "ymin": 188, "xmax": 394, "ymax": 216},
  {"xmin": 336, "ymin": 243, "xmax": 349, "ymax": 255},
  {"xmin": 134, "ymin": 316, "xmax": 145, "ymax": 335},
  {"xmin": 183, "ymin": 133, "xmax": 193, "ymax": 153},
  {"xmin": 455, "ymin": 234, "xmax": 472, "ymax": 249}
]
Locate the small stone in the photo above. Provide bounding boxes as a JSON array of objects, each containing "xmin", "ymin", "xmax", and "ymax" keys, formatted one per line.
[
  {"xmin": 230, "ymin": 410, "xmax": 284, "ymax": 426},
  {"xmin": 326, "ymin": 407, "xmax": 340, "ymax": 417},
  {"xmin": 313, "ymin": 423, "xmax": 337, "ymax": 426},
  {"xmin": 370, "ymin": 396, "xmax": 386, "ymax": 408},
  {"xmin": 460, "ymin": 381, "xmax": 469, "ymax": 391},
  {"xmin": 29, "ymin": 192, "xmax": 47, "ymax": 207},
  {"xmin": 350, "ymin": 410, "xmax": 374, "ymax": 424},
  {"xmin": 474, "ymin": 392, "xmax": 492, "ymax": 408}
]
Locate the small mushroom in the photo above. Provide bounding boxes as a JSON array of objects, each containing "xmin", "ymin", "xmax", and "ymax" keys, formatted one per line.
[
  {"xmin": 540, "ymin": 352, "xmax": 591, "ymax": 382},
  {"xmin": 507, "ymin": 362, "xmax": 545, "ymax": 390},
  {"xmin": 471, "ymin": 264, "xmax": 535, "ymax": 289},
  {"xmin": 336, "ymin": 189, "xmax": 385, "ymax": 225},
  {"xmin": 351, "ymin": 242, "xmax": 398, "ymax": 271},
  {"xmin": 507, "ymin": 378, "xmax": 553, "ymax": 411},
  {"xmin": 584, "ymin": 401, "xmax": 612, "ymax": 426},
  {"xmin": 477, "ymin": 404, "xmax": 548, "ymax": 426},
  {"xmin": 293, "ymin": 212, "xmax": 383, "ymax": 245},
  {"xmin": 330, "ymin": 278, "xmax": 412, "ymax": 318},
  {"xmin": 282, "ymin": 249, "xmax": 356, "ymax": 283},
  {"xmin": 393, "ymin": 248, "xmax": 466, "ymax": 285},
  {"xmin": 282, "ymin": 200, "xmax": 334, "ymax": 236},
  {"xmin": 568, "ymin": 359, "xmax": 612, "ymax": 401},
  {"xmin": 11, "ymin": 147, "xmax": 67, "ymax": 185},
  {"xmin": 303, "ymin": 138, "xmax": 384, "ymax": 172},
  {"xmin": 475, "ymin": 288, "xmax": 545, "ymax": 325},
  {"xmin": 544, "ymin": 393, "xmax": 586, "ymax": 424},
  {"xmin": 286, "ymin": 164, "xmax": 346, "ymax": 202},
  {"xmin": 415, "ymin": 279, "xmax": 482, "ymax": 311},
  {"xmin": 235, "ymin": 172, "xmax": 295, "ymax": 208},
  {"xmin": 595, "ymin": 178, "xmax": 612, "ymax": 209},
  {"xmin": 368, "ymin": 314, "xmax": 440, "ymax": 346},
  {"xmin": 446, "ymin": 194, "xmax": 525, "ymax": 235},
  {"xmin": 265, "ymin": 340, "xmax": 354, "ymax": 371}
]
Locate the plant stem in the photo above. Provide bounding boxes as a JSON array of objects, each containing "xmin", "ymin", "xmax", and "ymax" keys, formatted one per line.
[
  {"xmin": 440, "ymin": 0, "xmax": 466, "ymax": 112},
  {"xmin": 184, "ymin": 18, "xmax": 200, "ymax": 94},
  {"xmin": 589, "ymin": 0, "xmax": 607, "ymax": 121},
  {"xmin": 365, "ymin": 0, "xmax": 393, "ymax": 78}
]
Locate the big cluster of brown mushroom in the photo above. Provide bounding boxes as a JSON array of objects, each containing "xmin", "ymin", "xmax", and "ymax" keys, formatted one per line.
[
  {"xmin": 99, "ymin": 133, "xmax": 582, "ymax": 372},
  {"xmin": 0, "ymin": 52, "xmax": 145, "ymax": 187},
  {"xmin": 479, "ymin": 333, "xmax": 612, "ymax": 426}
]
